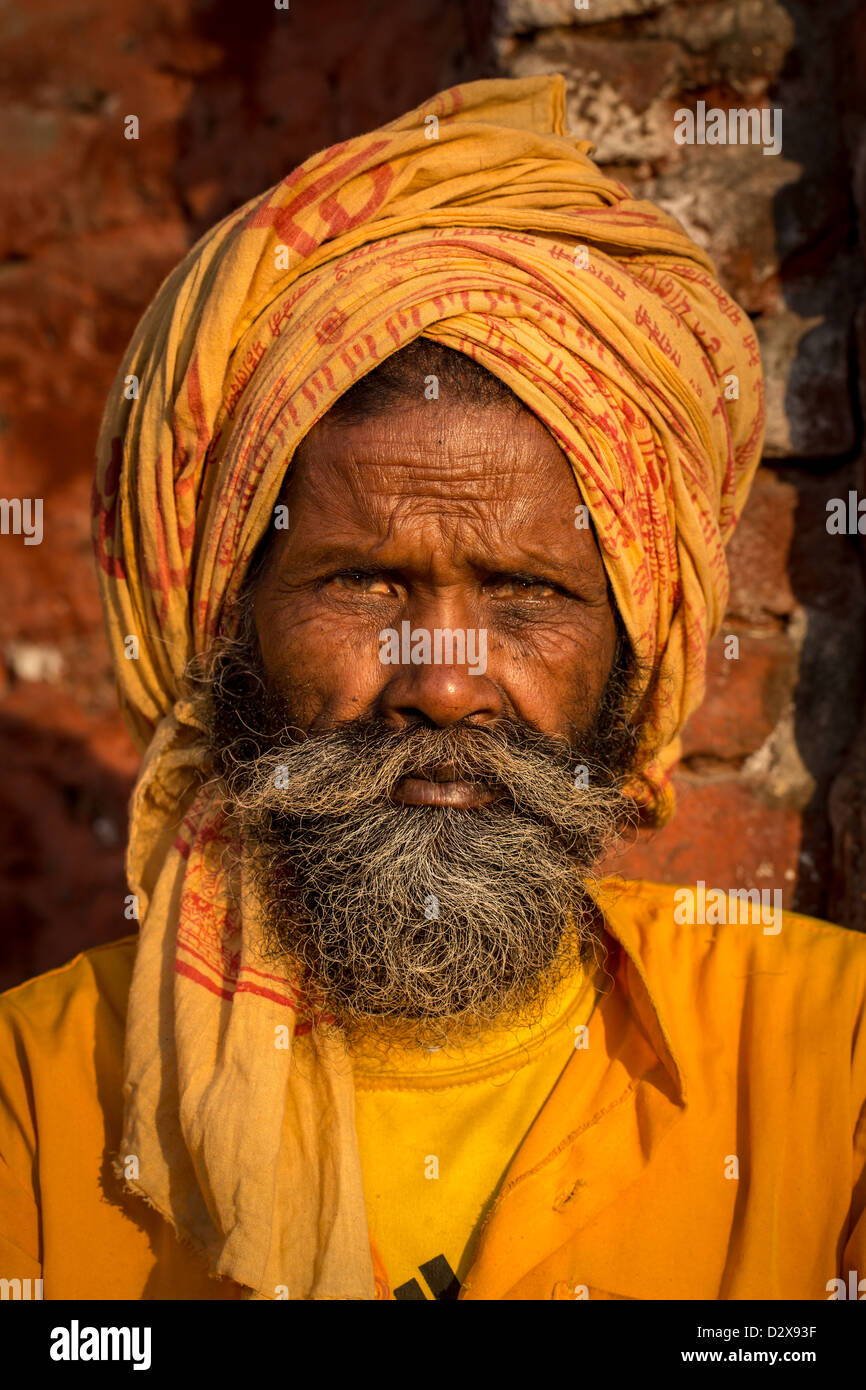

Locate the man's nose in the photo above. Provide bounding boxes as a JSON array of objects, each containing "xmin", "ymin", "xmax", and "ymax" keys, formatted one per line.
[{"xmin": 376, "ymin": 614, "xmax": 503, "ymax": 729}]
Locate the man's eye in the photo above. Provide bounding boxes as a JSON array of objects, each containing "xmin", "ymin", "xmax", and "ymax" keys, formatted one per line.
[
  {"xmin": 490, "ymin": 576, "xmax": 559, "ymax": 599},
  {"xmin": 330, "ymin": 570, "xmax": 392, "ymax": 594}
]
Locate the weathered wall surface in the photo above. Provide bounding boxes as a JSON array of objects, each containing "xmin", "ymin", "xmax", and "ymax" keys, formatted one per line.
[
  {"xmin": 0, "ymin": 0, "xmax": 863, "ymax": 990},
  {"xmin": 495, "ymin": 0, "xmax": 866, "ymax": 928}
]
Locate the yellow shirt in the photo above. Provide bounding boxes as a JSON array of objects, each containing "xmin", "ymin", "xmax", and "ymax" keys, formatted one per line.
[
  {"xmin": 350, "ymin": 958, "xmax": 600, "ymax": 1298},
  {"xmin": 1, "ymin": 878, "xmax": 865, "ymax": 1300}
]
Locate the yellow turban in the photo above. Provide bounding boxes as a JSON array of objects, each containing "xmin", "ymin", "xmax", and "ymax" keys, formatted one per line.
[{"xmin": 91, "ymin": 75, "xmax": 765, "ymax": 1298}]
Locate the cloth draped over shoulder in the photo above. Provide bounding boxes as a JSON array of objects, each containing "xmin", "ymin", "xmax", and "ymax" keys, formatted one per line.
[{"xmin": 90, "ymin": 75, "xmax": 766, "ymax": 1299}]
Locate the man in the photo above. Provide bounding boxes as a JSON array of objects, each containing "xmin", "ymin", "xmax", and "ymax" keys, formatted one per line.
[{"xmin": 1, "ymin": 75, "xmax": 864, "ymax": 1302}]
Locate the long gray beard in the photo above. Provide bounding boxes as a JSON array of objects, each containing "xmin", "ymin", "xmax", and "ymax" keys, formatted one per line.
[{"xmin": 194, "ymin": 639, "xmax": 639, "ymax": 1053}]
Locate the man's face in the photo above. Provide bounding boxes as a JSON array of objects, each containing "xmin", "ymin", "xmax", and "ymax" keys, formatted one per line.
[
  {"xmin": 253, "ymin": 401, "xmax": 619, "ymax": 764},
  {"xmin": 203, "ymin": 397, "xmax": 638, "ymax": 1051}
]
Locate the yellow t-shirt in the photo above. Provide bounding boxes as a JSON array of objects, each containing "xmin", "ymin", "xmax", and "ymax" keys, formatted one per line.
[
  {"xmin": 3, "ymin": 881, "xmax": 866, "ymax": 1300},
  {"xmin": 351, "ymin": 956, "xmax": 601, "ymax": 1299}
]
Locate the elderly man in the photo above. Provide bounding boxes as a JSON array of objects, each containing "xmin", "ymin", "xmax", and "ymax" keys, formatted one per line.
[{"xmin": 1, "ymin": 75, "xmax": 865, "ymax": 1304}]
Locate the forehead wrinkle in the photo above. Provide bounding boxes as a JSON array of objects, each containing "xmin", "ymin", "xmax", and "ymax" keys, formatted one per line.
[
  {"xmin": 290, "ymin": 470, "xmax": 560, "ymax": 575},
  {"xmin": 296, "ymin": 407, "xmax": 563, "ymax": 492},
  {"xmin": 367, "ymin": 489, "xmax": 554, "ymax": 581},
  {"xmin": 287, "ymin": 407, "xmax": 585, "ymax": 558},
  {"xmin": 293, "ymin": 468, "xmax": 543, "ymax": 566},
  {"xmin": 378, "ymin": 497, "xmax": 505, "ymax": 567},
  {"xmin": 336, "ymin": 451, "xmax": 536, "ymax": 507},
  {"xmin": 301, "ymin": 495, "xmax": 592, "ymax": 586}
]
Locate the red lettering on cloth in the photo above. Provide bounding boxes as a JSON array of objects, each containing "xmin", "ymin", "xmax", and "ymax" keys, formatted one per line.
[
  {"xmin": 315, "ymin": 308, "xmax": 348, "ymax": 345},
  {"xmin": 245, "ymin": 140, "xmax": 393, "ymax": 255},
  {"xmin": 225, "ymin": 341, "xmax": 266, "ymax": 418}
]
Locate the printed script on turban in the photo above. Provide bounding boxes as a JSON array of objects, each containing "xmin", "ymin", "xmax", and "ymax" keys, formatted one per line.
[{"xmin": 89, "ymin": 75, "xmax": 766, "ymax": 1299}]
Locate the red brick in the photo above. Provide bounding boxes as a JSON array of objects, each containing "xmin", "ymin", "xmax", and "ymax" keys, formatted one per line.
[
  {"xmin": 680, "ymin": 628, "xmax": 795, "ymax": 763},
  {"xmin": 601, "ymin": 773, "xmax": 815, "ymax": 914},
  {"xmin": 725, "ymin": 469, "xmax": 797, "ymax": 625}
]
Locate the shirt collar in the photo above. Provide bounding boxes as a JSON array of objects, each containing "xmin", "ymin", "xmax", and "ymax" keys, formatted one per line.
[{"xmin": 591, "ymin": 876, "xmax": 688, "ymax": 1106}]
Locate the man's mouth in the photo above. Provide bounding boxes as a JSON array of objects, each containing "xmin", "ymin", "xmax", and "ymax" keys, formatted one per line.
[{"xmin": 391, "ymin": 763, "xmax": 497, "ymax": 808}]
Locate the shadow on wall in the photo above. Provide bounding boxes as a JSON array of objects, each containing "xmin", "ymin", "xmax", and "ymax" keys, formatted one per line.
[
  {"xmin": 171, "ymin": 0, "xmax": 497, "ymax": 239},
  {"xmin": 773, "ymin": 0, "xmax": 866, "ymax": 924}
]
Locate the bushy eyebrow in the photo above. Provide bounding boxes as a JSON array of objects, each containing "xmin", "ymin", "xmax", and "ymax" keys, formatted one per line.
[
  {"xmin": 284, "ymin": 536, "xmax": 589, "ymax": 569},
  {"xmin": 288, "ymin": 544, "xmax": 381, "ymax": 574},
  {"xmin": 282, "ymin": 541, "xmax": 596, "ymax": 589}
]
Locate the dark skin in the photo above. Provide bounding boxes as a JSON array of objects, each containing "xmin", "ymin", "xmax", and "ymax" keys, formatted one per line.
[{"xmin": 252, "ymin": 401, "xmax": 618, "ymax": 807}]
